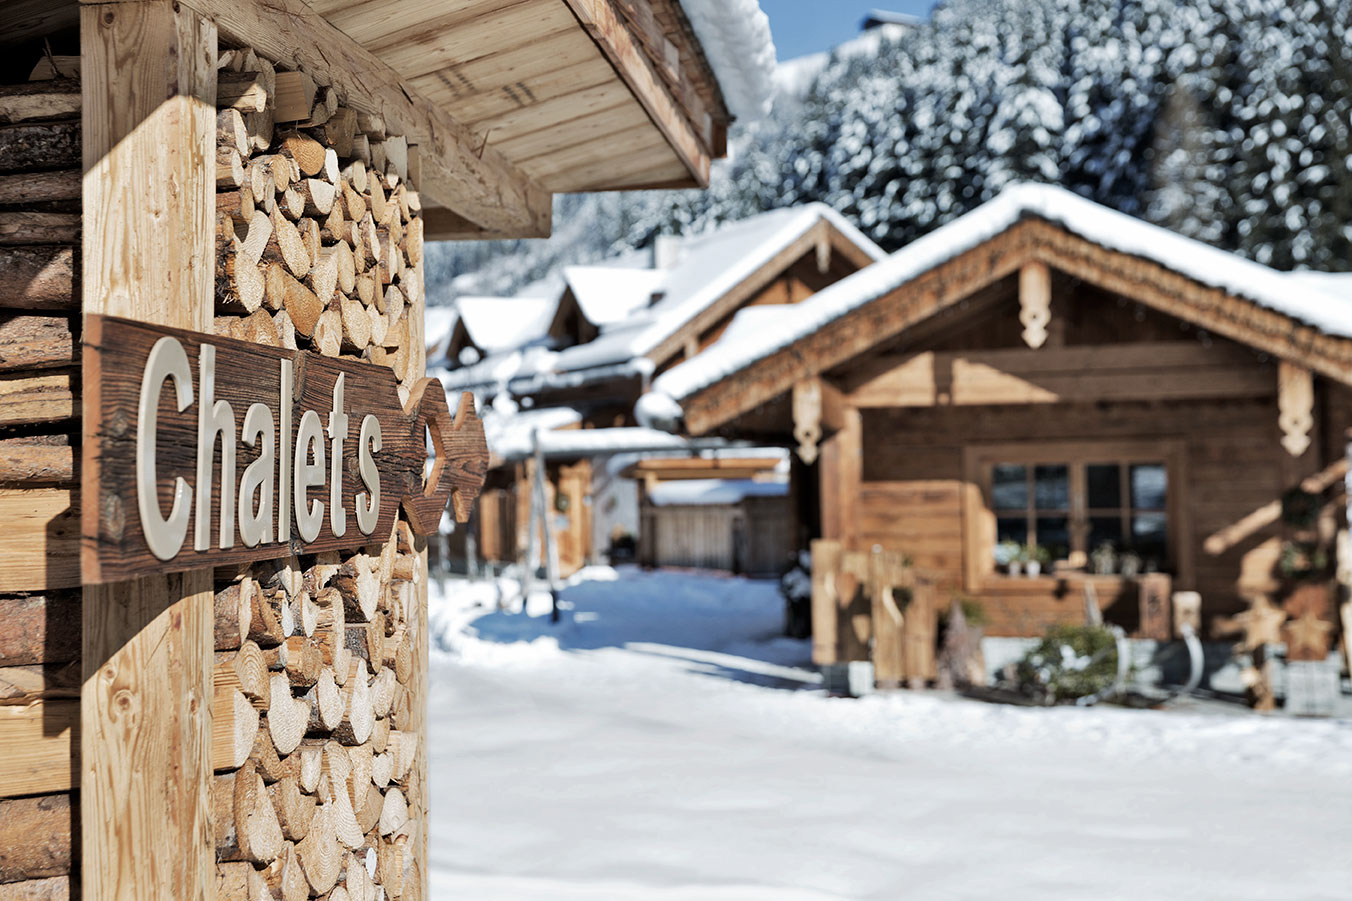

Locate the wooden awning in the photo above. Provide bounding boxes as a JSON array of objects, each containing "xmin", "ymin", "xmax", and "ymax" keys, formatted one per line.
[{"xmin": 3, "ymin": 0, "xmax": 733, "ymax": 240}]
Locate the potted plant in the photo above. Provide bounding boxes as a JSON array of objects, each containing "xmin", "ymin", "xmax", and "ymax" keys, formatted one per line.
[
  {"xmin": 1118, "ymin": 548, "xmax": 1143, "ymax": 578},
  {"xmin": 995, "ymin": 540, "xmax": 1022, "ymax": 576},
  {"xmin": 1279, "ymin": 539, "xmax": 1332, "ymax": 616},
  {"xmin": 1091, "ymin": 541, "xmax": 1117, "ymax": 576},
  {"xmin": 1023, "ymin": 543, "xmax": 1050, "ymax": 577}
]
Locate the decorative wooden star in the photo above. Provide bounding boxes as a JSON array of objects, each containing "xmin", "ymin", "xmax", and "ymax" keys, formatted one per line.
[
  {"xmin": 399, "ymin": 384, "xmax": 488, "ymax": 534},
  {"xmin": 1284, "ymin": 610, "xmax": 1335, "ymax": 662},
  {"xmin": 1214, "ymin": 595, "xmax": 1287, "ymax": 652}
]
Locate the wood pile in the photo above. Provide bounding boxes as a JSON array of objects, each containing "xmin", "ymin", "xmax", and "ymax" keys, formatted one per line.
[
  {"xmin": 0, "ymin": 59, "xmax": 83, "ymax": 901},
  {"xmin": 211, "ymin": 47, "xmax": 425, "ymax": 403},
  {"xmin": 0, "ymin": 42, "xmax": 428, "ymax": 900},
  {"xmin": 208, "ymin": 43, "xmax": 426, "ymax": 901}
]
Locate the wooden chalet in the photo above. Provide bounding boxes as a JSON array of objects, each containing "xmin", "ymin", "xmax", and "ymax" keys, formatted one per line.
[
  {"xmin": 646, "ymin": 184, "xmax": 1352, "ymax": 679},
  {"xmin": 438, "ymin": 204, "xmax": 885, "ymax": 575},
  {"xmin": 0, "ymin": 0, "xmax": 760, "ymax": 896}
]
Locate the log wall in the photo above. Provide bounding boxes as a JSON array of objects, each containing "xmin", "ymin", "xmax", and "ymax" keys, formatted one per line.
[
  {"xmin": 0, "ymin": 35, "xmax": 430, "ymax": 900},
  {"xmin": 0, "ymin": 63, "xmax": 82, "ymax": 901}
]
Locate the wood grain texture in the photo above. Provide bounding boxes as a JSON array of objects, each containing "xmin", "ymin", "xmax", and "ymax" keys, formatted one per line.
[
  {"xmin": 0, "ymin": 490, "xmax": 80, "ymax": 592},
  {"xmin": 175, "ymin": 0, "xmax": 552, "ymax": 237},
  {"xmin": 0, "ymin": 702, "xmax": 77, "ymax": 798},
  {"xmin": 0, "ymin": 592, "xmax": 80, "ymax": 667},
  {"xmin": 82, "ymin": 315, "xmax": 487, "ymax": 583},
  {"xmin": 0, "ymin": 248, "xmax": 78, "ymax": 311},
  {"xmin": 0, "ymin": 794, "xmax": 73, "ymax": 883},
  {"xmin": 80, "ymin": 3, "xmax": 217, "ymax": 899}
]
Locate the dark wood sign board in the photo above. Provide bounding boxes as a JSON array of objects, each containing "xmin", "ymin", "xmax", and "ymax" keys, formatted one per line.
[{"xmin": 82, "ymin": 314, "xmax": 487, "ymax": 584}]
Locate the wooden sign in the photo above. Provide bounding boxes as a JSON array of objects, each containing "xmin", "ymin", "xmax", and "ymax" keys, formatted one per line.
[{"xmin": 82, "ymin": 315, "xmax": 488, "ymax": 583}]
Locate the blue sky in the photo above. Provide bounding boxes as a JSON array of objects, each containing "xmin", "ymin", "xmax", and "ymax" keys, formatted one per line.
[{"xmin": 760, "ymin": 1, "xmax": 936, "ymax": 61}]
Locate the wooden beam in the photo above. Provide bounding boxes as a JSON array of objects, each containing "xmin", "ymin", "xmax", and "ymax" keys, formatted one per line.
[
  {"xmin": 561, "ymin": 0, "xmax": 711, "ymax": 187},
  {"xmin": 0, "ymin": 0, "xmax": 80, "ymax": 47},
  {"xmin": 80, "ymin": 2, "xmax": 216, "ymax": 898},
  {"xmin": 96, "ymin": 0, "xmax": 554, "ymax": 238}
]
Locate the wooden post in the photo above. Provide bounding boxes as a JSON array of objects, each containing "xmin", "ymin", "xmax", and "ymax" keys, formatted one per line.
[
  {"xmin": 410, "ymin": 254, "xmax": 429, "ymax": 901},
  {"xmin": 869, "ymin": 548, "xmax": 910, "ymax": 689},
  {"xmin": 80, "ymin": 2, "xmax": 217, "ymax": 898},
  {"xmin": 818, "ymin": 406, "xmax": 861, "ymax": 547}
]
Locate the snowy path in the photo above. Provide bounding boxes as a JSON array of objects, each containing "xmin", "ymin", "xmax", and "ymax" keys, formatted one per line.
[{"xmin": 427, "ymin": 568, "xmax": 1352, "ymax": 900}]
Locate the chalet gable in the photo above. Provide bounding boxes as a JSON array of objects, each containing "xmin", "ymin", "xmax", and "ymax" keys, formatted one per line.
[{"xmin": 651, "ymin": 185, "xmax": 1352, "ymax": 437}]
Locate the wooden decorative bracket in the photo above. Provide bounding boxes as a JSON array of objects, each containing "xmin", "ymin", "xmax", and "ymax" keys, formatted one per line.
[
  {"xmin": 792, "ymin": 377, "xmax": 851, "ymax": 465},
  {"xmin": 1018, "ymin": 261, "xmax": 1051, "ymax": 349},
  {"xmin": 793, "ymin": 378, "xmax": 823, "ymax": 464},
  {"xmin": 1278, "ymin": 360, "xmax": 1313, "ymax": 457},
  {"xmin": 81, "ymin": 315, "xmax": 488, "ymax": 583}
]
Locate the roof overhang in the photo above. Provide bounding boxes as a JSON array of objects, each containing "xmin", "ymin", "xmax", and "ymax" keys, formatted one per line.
[
  {"xmin": 665, "ymin": 216, "xmax": 1352, "ymax": 436},
  {"xmin": 6, "ymin": 0, "xmax": 734, "ymax": 240}
]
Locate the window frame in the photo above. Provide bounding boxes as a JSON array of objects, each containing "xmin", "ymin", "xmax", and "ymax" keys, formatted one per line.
[{"xmin": 962, "ymin": 440, "xmax": 1191, "ymax": 591}]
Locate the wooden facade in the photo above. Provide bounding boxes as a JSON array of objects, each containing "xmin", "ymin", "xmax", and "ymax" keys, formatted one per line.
[
  {"xmin": 675, "ymin": 216, "xmax": 1352, "ymax": 663},
  {"xmin": 0, "ymin": 0, "xmax": 731, "ymax": 897}
]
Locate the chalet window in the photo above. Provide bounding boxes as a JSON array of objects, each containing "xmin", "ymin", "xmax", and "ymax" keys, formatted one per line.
[{"xmin": 972, "ymin": 443, "xmax": 1179, "ymax": 578}]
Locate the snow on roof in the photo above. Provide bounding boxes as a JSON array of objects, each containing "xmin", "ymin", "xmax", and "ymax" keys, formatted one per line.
[
  {"xmin": 424, "ymin": 305, "xmax": 458, "ymax": 354},
  {"xmin": 483, "ymin": 406, "xmax": 581, "ymax": 459},
  {"xmin": 553, "ymin": 203, "xmax": 885, "ymax": 373},
  {"xmin": 646, "ymin": 477, "xmax": 789, "ymax": 507},
  {"xmin": 678, "ymin": 0, "xmax": 776, "ymax": 121},
  {"xmin": 561, "ymin": 266, "xmax": 666, "ymax": 329},
  {"xmin": 1283, "ymin": 271, "xmax": 1352, "ymax": 302},
  {"xmin": 455, "ymin": 296, "xmax": 557, "ymax": 353},
  {"xmin": 490, "ymin": 426, "xmax": 719, "ymax": 462},
  {"xmin": 650, "ymin": 182, "xmax": 1352, "ymax": 405}
]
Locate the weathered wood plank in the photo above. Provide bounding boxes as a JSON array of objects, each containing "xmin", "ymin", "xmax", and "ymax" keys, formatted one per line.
[
  {"xmin": 80, "ymin": 3, "xmax": 216, "ymax": 898},
  {"xmin": 82, "ymin": 315, "xmax": 486, "ymax": 583},
  {"xmin": 0, "ymin": 371, "xmax": 77, "ymax": 427},
  {"xmin": 0, "ymin": 316, "xmax": 76, "ymax": 371},
  {"xmin": 0, "ymin": 122, "xmax": 80, "ymax": 174},
  {"xmin": 0, "ymin": 170, "xmax": 81, "ymax": 205},
  {"xmin": 561, "ymin": 0, "xmax": 711, "ymax": 184},
  {"xmin": 0, "ymin": 444, "xmax": 74, "ymax": 486},
  {"xmin": 0, "ymin": 876, "xmax": 72, "ymax": 901},
  {"xmin": 0, "ymin": 592, "xmax": 80, "ymax": 666},
  {"xmin": 0, "ymin": 213, "xmax": 81, "ymax": 246},
  {"xmin": 0, "ymin": 703, "xmax": 77, "ymax": 798},
  {"xmin": 0, "ymin": 248, "xmax": 78, "ymax": 311},
  {"xmin": 0, "ymin": 490, "xmax": 80, "ymax": 592},
  {"xmin": 0, "ymin": 794, "xmax": 73, "ymax": 883},
  {"xmin": 0, "ymin": 80, "xmax": 81, "ymax": 126}
]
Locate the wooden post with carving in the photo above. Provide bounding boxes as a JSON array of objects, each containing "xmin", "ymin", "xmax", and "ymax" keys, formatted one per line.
[{"xmin": 80, "ymin": 3, "xmax": 218, "ymax": 897}]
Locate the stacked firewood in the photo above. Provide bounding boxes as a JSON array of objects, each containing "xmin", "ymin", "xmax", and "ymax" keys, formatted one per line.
[
  {"xmin": 209, "ymin": 45, "xmax": 425, "ymax": 901},
  {"xmin": 212, "ymin": 47, "xmax": 425, "ymax": 401},
  {"xmin": 0, "ymin": 61, "xmax": 82, "ymax": 901},
  {"xmin": 212, "ymin": 532, "xmax": 424, "ymax": 900}
]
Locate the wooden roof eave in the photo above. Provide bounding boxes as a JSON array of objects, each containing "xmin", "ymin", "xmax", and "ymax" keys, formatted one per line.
[
  {"xmin": 679, "ymin": 216, "xmax": 1352, "ymax": 436},
  {"xmin": 645, "ymin": 218, "xmax": 882, "ymax": 371},
  {"xmin": 143, "ymin": 0, "xmax": 553, "ymax": 238}
]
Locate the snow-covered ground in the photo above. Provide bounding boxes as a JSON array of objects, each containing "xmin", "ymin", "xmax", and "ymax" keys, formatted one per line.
[{"xmin": 427, "ymin": 567, "xmax": 1352, "ymax": 900}]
